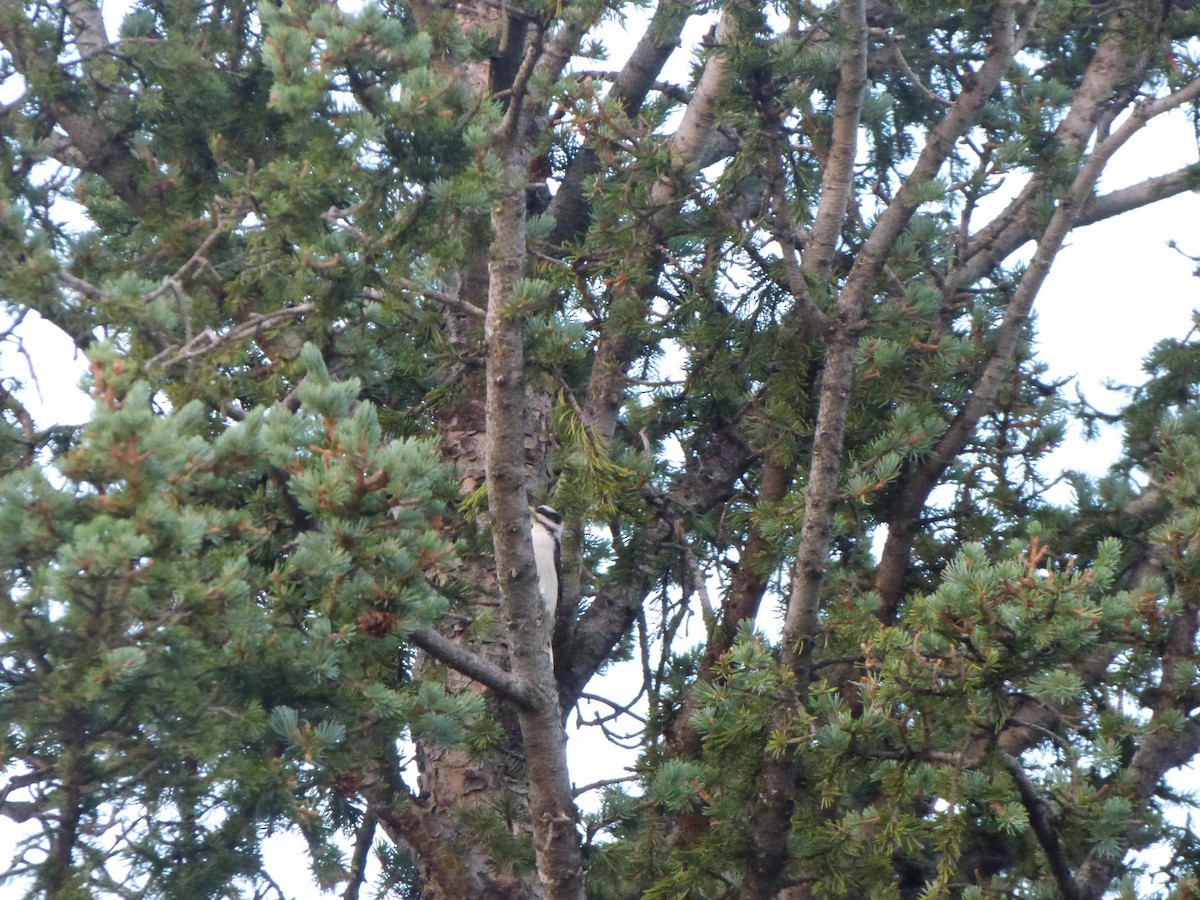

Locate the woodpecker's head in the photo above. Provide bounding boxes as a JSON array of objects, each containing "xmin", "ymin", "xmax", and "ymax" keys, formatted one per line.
[{"xmin": 529, "ymin": 504, "xmax": 564, "ymax": 541}]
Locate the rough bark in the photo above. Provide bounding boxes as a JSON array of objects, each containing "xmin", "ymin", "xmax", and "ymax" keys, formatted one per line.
[
  {"xmin": 482, "ymin": 23, "xmax": 585, "ymax": 894},
  {"xmin": 403, "ymin": 5, "xmax": 566, "ymax": 895}
]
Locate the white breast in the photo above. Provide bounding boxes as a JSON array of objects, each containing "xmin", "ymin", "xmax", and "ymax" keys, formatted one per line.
[{"xmin": 529, "ymin": 523, "xmax": 559, "ymax": 624}]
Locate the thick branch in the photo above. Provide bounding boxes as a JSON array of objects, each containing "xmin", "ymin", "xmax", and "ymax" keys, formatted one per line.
[
  {"xmin": 651, "ymin": 12, "xmax": 735, "ymax": 208},
  {"xmin": 842, "ymin": 1, "xmax": 1023, "ymax": 305},
  {"xmin": 748, "ymin": 7, "xmax": 1027, "ymax": 893},
  {"xmin": 559, "ymin": 508, "xmax": 675, "ymax": 710},
  {"xmin": 874, "ymin": 17, "xmax": 1195, "ymax": 618},
  {"xmin": 580, "ymin": 9, "xmax": 736, "ymax": 449},
  {"xmin": 483, "ymin": 34, "xmax": 584, "ymax": 895},
  {"xmin": 801, "ymin": 0, "xmax": 868, "ymax": 284},
  {"xmin": 961, "ymin": 1, "xmax": 1178, "ymax": 281},
  {"xmin": 878, "ymin": 141, "xmax": 1126, "ymax": 615},
  {"xmin": 1078, "ymin": 163, "xmax": 1200, "ymax": 227},
  {"xmin": 362, "ymin": 744, "xmax": 481, "ymax": 897},
  {"xmin": 1001, "ymin": 753, "xmax": 1081, "ymax": 900},
  {"xmin": 61, "ymin": 0, "xmax": 109, "ymax": 64},
  {"xmin": 557, "ymin": 14, "xmax": 743, "ymax": 688},
  {"xmin": 669, "ymin": 457, "xmax": 792, "ymax": 762},
  {"xmin": 408, "ymin": 627, "xmax": 535, "ymax": 708},
  {"xmin": 545, "ymin": 0, "xmax": 692, "ymax": 247},
  {"xmin": 342, "ymin": 810, "xmax": 376, "ymax": 900},
  {"xmin": 554, "ymin": 7, "xmax": 740, "ymax": 529}
]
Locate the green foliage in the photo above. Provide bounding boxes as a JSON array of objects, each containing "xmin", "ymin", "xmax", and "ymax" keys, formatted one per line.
[{"xmin": 0, "ymin": 345, "xmax": 459, "ymax": 894}]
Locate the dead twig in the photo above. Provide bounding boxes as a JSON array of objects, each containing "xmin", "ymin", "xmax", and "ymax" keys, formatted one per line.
[{"xmin": 148, "ymin": 304, "xmax": 315, "ymax": 369}]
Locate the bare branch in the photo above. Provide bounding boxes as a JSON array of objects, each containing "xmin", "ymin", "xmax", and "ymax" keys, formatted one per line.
[
  {"xmin": 407, "ymin": 627, "xmax": 536, "ymax": 709},
  {"xmin": 545, "ymin": 0, "xmax": 692, "ymax": 247},
  {"xmin": 802, "ymin": 0, "xmax": 868, "ymax": 284},
  {"xmin": 571, "ymin": 774, "xmax": 636, "ymax": 798},
  {"xmin": 650, "ymin": 11, "xmax": 737, "ymax": 208},
  {"xmin": 147, "ymin": 304, "xmax": 314, "ymax": 368},
  {"xmin": 369, "ymin": 283, "xmax": 486, "ymax": 320},
  {"xmin": 880, "ymin": 31, "xmax": 951, "ymax": 107},
  {"xmin": 1078, "ymin": 164, "xmax": 1200, "ymax": 227},
  {"xmin": 576, "ymin": 689, "xmax": 649, "ymax": 726},
  {"xmin": 57, "ymin": 272, "xmax": 107, "ymax": 302},
  {"xmin": 1001, "ymin": 752, "xmax": 1081, "ymax": 900},
  {"xmin": 961, "ymin": 5, "xmax": 1183, "ymax": 281},
  {"xmin": 842, "ymin": 0, "xmax": 1024, "ymax": 308}
]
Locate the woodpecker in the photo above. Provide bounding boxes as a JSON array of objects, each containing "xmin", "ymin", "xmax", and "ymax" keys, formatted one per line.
[{"xmin": 528, "ymin": 504, "xmax": 564, "ymax": 630}]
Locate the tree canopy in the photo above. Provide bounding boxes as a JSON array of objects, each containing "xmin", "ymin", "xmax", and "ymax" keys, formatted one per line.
[{"xmin": 1, "ymin": 0, "xmax": 1200, "ymax": 898}]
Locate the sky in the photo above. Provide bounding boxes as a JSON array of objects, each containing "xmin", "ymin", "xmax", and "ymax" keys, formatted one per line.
[
  {"xmin": 0, "ymin": 2, "xmax": 1199, "ymax": 898},
  {"xmin": 1036, "ymin": 114, "xmax": 1200, "ymax": 483}
]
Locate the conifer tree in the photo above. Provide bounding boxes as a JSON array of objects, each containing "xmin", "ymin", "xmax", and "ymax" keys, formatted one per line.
[{"xmin": 1, "ymin": 1, "xmax": 1200, "ymax": 898}]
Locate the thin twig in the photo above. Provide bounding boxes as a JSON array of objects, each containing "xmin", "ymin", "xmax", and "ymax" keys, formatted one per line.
[
  {"xmin": 342, "ymin": 810, "xmax": 377, "ymax": 900},
  {"xmin": 373, "ymin": 283, "xmax": 486, "ymax": 320},
  {"xmin": 571, "ymin": 774, "xmax": 637, "ymax": 798},
  {"xmin": 576, "ymin": 690, "xmax": 649, "ymax": 725},
  {"xmin": 148, "ymin": 304, "xmax": 315, "ymax": 368}
]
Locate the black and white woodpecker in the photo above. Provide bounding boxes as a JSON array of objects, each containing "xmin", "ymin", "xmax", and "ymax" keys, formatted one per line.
[{"xmin": 528, "ymin": 504, "xmax": 564, "ymax": 635}]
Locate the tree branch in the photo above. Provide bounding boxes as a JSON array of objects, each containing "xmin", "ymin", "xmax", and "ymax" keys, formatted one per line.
[
  {"xmin": 579, "ymin": 8, "xmax": 737, "ymax": 451},
  {"xmin": 61, "ymin": 0, "xmax": 110, "ymax": 64},
  {"xmin": 802, "ymin": 0, "xmax": 868, "ymax": 285},
  {"xmin": 407, "ymin": 627, "xmax": 536, "ymax": 709},
  {"xmin": 341, "ymin": 810, "xmax": 376, "ymax": 900},
  {"xmin": 377, "ymin": 282, "xmax": 486, "ymax": 320},
  {"xmin": 558, "ymin": 514, "xmax": 669, "ymax": 711},
  {"xmin": 561, "ymin": 417, "xmax": 756, "ymax": 711},
  {"xmin": 483, "ymin": 27, "xmax": 584, "ymax": 893},
  {"xmin": 1074, "ymin": 546, "xmax": 1200, "ymax": 898},
  {"xmin": 1001, "ymin": 752, "xmax": 1081, "ymax": 900},
  {"xmin": 1078, "ymin": 163, "xmax": 1200, "ymax": 227},
  {"xmin": 748, "ymin": 7, "xmax": 1027, "ymax": 893},
  {"xmin": 0, "ymin": 1, "xmax": 154, "ymax": 213},
  {"xmin": 545, "ymin": 0, "xmax": 692, "ymax": 247},
  {"xmin": 148, "ymin": 304, "xmax": 315, "ymax": 368},
  {"xmin": 961, "ymin": 1, "xmax": 1177, "ymax": 282},
  {"xmin": 842, "ymin": 0, "xmax": 1024, "ymax": 304},
  {"xmin": 875, "ymin": 4, "xmax": 1188, "ymax": 618}
]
